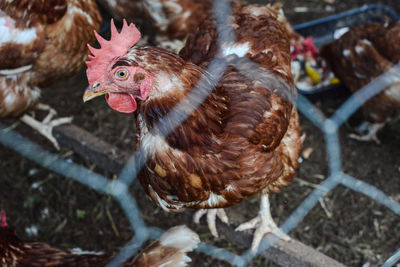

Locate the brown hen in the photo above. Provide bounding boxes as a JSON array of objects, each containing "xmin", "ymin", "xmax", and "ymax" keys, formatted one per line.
[
  {"xmin": 0, "ymin": 0, "xmax": 101, "ymax": 148},
  {"xmin": 0, "ymin": 210, "xmax": 199, "ymax": 267},
  {"xmin": 321, "ymin": 22, "xmax": 400, "ymax": 143},
  {"xmin": 83, "ymin": 1, "xmax": 303, "ymax": 252}
]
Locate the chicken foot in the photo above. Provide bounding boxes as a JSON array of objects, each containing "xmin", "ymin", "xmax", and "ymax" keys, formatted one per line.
[
  {"xmin": 20, "ymin": 103, "xmax": 73, "ymax": 150},
  {"xmin": 235, "ymin": 193, "xmax": 290, "ymax": 253},
  {"xmin": 193, "ymin": 208, "xmax": 229, "ymax": 238},
  {"xmin": 348, "ymin": 121, "xmax": 385, "ymax": 144}
]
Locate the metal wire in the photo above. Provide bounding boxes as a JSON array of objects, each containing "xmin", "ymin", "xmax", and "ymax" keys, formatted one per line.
[
  {"xmin": 0, "ymin": 0, "xmax": 399, "ymax": 266},
  {"xmin": 382, "ymin": 248, "xmax": 400, "ymax": 267}
]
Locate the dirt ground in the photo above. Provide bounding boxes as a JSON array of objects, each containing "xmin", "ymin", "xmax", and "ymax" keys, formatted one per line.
[{"xmin": 1, "ymin": 0, "xmax": 399, "ymax": 266}]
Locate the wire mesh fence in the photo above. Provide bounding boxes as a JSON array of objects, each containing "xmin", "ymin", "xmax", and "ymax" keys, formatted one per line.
[{"xmin": 1, "ymin": 0, "xmax": 399, "ymax": 266}]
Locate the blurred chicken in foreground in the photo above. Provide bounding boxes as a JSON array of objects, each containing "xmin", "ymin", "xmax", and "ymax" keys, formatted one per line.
[
  {"xmin": 0, "ymin": 0, "xmax": 101, "ymax": 149},
  {"xmin": 321, "ymin": 22, "xmax": 400, "ymax": 143},
  {"xmin": 83, "ymin": 0, "xmax": 303, "ymax": 252},
  {"xmin": 0, "ymin": 210, "xmax": 199, "ymax": 266}
]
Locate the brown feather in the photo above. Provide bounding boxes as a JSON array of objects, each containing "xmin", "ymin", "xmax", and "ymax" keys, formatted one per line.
[
  {"xmin": 321, "ymin": 22, "xmax": 400, "ymax": 123},
  {"xmin": 0, "ymin": 0, "xmax": 67, "ymax": 27},
  {"xmin": 0, "ymin": 0, "xmax": 102, "ymax": 117}
]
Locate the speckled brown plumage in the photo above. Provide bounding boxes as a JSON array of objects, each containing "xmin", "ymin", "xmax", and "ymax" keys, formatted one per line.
[
  {"xmin": 0, "ymin": 218, "xmax": 199, "ymax": 267},
  {"xmin": 0, "ymin": 0, "xmax": 67, "ymax": 26},
  {"xmin": 113, "ymin": 2, "xmax": 303, "ymax": 212},
  {"xmin": 369, "ymin": 22, "xmax": 400, "ymax": 64},
  {"xmin": 180, "ymin": 2, "xmax": 293, "ymax": 85},
  {"xmin": 0, "ymin": 0, "xmax": 101, "ymax": 117},
  {"xmin": 321, "ymin": 22, "xmax": 400, "ymax": 123}
]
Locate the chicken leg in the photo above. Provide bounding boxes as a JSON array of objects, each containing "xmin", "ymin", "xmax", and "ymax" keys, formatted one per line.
[
  {"xmin": 20, "ymin": 103, "xmax": 73, "ymax": 150},
  {"xmin": 348, "ymin": 121, "xmax": 385, "ymax": 144},
  {"xmin": 193, "ymin": 208, "xmax": 229, "ymax": 238},
  {"xmin": 235, "ymin": 193, "xmax": 290, "ymax": 253}
]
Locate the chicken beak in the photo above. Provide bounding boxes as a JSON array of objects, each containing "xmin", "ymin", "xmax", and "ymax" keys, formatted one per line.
[{"xmin": 83, "ymin": 83, "xmax": 107, "ymax": 102}]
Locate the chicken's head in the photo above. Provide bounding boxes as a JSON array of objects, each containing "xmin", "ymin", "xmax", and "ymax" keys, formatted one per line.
[{"xmin": 83, "ymin": 19, "xmax": 152, "ymax": 113}]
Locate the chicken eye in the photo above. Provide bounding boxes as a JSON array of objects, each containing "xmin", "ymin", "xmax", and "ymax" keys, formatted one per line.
[{"xmin": 115, "ymin": 69, "xmax": 128, "ymax": 79}]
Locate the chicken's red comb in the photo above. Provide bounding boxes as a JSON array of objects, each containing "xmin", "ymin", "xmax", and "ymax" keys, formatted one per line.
[
  {"xmin": 1, "ymin": 210, "xmax": 7, "ymax": 228},
  {"xmin": 86, "ymin": 19, "xmax": 141, "ymax": 85}
]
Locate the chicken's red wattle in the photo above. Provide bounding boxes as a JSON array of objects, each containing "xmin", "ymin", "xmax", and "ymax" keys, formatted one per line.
[{"xmin": 105, "ymin": 93, "xmax": 137, "ymax": 113}]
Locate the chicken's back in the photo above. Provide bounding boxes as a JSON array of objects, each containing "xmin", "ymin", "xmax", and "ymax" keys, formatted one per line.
[
  {"xmin": 0, "ymin": 0, "xmax": 101, "ymax": 117},
  {"xmin": 0, "ymin": 0, "xmax": 101, "ymax": 84},
  {"xmin": 180, "ymin": 1, "xmax": 293, "ymax": 87},
  {"xmin": 368, "ymin": 21, "xmax": 400, "ymax": 63},
  {"xmin": 321, "ymin": 24, "xmax": 391, "ymax": 93},
  {"xmin": 321, "ymin": 23, "xmax": 400, "ymax": 122}
]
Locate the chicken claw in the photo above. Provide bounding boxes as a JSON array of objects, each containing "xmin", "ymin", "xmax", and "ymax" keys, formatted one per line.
[
  {"xmin": 20, "ymin": 103, "xmax": 73, "ymax": 150},
  {"xmin": 193, "ymin": 208, "xmax": 229, "ymax": 238},
  {"xmin": 348, "ymin": 122, "xmax": 385, "ymax": 144},
  {"xmin": 235, "ymin": 194, "xmax": 290, "ymax": 253}
]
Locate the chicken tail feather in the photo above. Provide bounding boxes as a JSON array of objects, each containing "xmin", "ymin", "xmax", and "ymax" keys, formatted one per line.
[{"xmin": 133, "ymin": 225, "xmax": 200, "ymax": 267}]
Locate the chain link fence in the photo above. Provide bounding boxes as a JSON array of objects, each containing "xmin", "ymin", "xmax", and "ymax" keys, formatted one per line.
[{"xmin": 1, "ymin": 0, "xmax": 399, "ymax": 266}]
